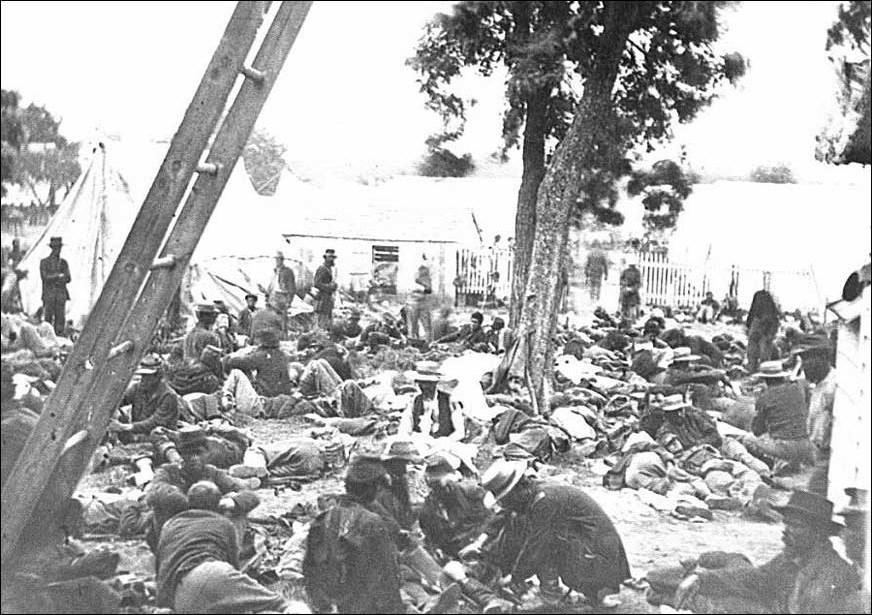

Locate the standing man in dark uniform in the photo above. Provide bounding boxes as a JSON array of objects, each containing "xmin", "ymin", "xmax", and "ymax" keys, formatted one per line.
[
  {"xmin": 313, "ymin": 248, "xmax": 338, "ymax": 331},
  {"xmin": 39, "ymin": 236, "xmax": 71, "ymax": 335}
]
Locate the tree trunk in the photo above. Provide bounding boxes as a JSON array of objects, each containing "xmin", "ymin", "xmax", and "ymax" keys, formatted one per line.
[
  {"xmin": 509, "ymin": 89, "xmax": 549, "ymax": 328},
  {"xmin": 519, "ymin": 4, "xmax": 637, "ymax": 415}
]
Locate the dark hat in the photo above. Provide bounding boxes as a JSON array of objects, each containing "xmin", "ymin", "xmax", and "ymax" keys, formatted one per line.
[
  {"xmin": 49, "ymin": 236, "xmax": 63, "ymax": 247},
  {"xmin": 425, "ymin": 454, "xmax": 458, "ymax": 477},
  {"xmin": 176, "ymin": 426, "xmax": 208, "ymax": 454},
  {"xmin": 773, "ymin": 490, "xmax": 843, "ymax": 533},
  {"xmin": 345, "ymin": 455, "xmax": 387, "ymax": 485},
  {"xmin": 324, "ymin": 249, "xmax": 336, "ymax": 257},
  {"xmin": 381, "ymin": 439, "xmax": 423, "ymax": 464},
  {"xmin": 838, "ymin": 487, "xmax": 869, "ymax": 518},
  {"xmin": 791, "ymin": 342, "xmax": 832, "ymax": 359},
  {"xmin": 481, "ymin": 459, "xmax": 528, "ymax": 506},
  {"xmin": 245, "ymin": 293, "xmax": 258, "ymax": 301},
  {"xmin": 135, "ymin": 354, "xmax": 163, "ymax": 376}
]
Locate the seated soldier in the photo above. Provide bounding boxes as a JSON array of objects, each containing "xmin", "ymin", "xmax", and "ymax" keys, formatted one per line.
[
  {"xmin": 145, "ymin": 426, "xmax": 260, "ymax": 551},
  {"xmin": 108, "ymin": 355, "xmax": 183, "ymax": 443},
  {"xmin": 738, "ymin": 360, "xmax": 815, "ymax": 470},
  {"xmin": 649, "ymin": 490, "xmax": 858, "ymax": 613},
  {"xmin": 360, "ymin": 312, "xmax": 406, "ymax": 352}
]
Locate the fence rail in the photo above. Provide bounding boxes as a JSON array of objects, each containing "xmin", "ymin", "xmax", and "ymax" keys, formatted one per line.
[{"xmin": 454, "ymin": 247, "xmax": 821, "ymax": 313}]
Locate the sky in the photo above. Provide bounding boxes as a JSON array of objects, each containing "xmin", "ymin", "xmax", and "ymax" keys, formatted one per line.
[{"xmin": 1, "ymin": 1, "xmax": 858, "ymax": 179}]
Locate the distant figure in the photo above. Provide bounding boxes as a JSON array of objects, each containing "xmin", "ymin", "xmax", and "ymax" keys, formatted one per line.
[
  {"xmin": 39, "ymin": 236, "xmax": 71, "ymax": 335},
  {"xmin": 183, "ymin": 303, "xmax": 220, "ymax": 364},
  {"xmin": 585, "ymin": 242, "xmax": 610, "ymax": 302},
  {"xmin": 313, "ymin": 249, "xmax": 338, "ymax": 330},
  {"xmin": 431, "ymin": 307, "xmax": 456, "ymax": 341},
  {"xmin": 236, "ymin": 293, "xmax": 259, "ymax": 339},
  {"xmin": 265, "ymin": 250, "xmax": 296, "ymax": 301},
  {"xmin": 407, "ymin": 253, "xmax": 433, "ymax": 340},
  {"xmin": 9, "ymin": 238, "xmax": 25, "ymax": 268},
  {"xmin": 619, "ymin": 262, "xmax": 642, "ymax": 320},
  {"xmin": 696, "ymin": 291, "xmax": 720, "ymax": 324},
  {"xmin": 745, "ymin": 289, "xmax": 780, "ymax": 372}
]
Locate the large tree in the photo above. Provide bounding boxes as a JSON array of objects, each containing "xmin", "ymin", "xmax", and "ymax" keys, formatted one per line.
[
  {"xmin": 414, "ymin": 2, "xmax": 742, "ymax": 414},
  {"xmin": 410, "ymin": 1, "xmax": 742, "ymax": 329}
]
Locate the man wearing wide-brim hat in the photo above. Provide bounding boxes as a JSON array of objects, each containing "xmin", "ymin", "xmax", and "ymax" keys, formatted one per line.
[
  {"xmin": 646, "ymin": 393, "xmax": 722, "ymax": 450},
  {"xmin": 39, "ymin": 235, "xmax": 71, "ymax": 335},
  {"xmin": 398, "ymin": 362, "xmax": 465, "ymax": 441},
  {"xmin": 108, "ymin": 355, "xmax": 183, "ymax": 443},
  {"xmin": 661, "ymin": 347, "xmax": 727, "ymax": 389},
  {"xmin": 376, "ymin": 438, "xmax": 424, "ymax": 531},
  {"xmin": 473, "ymin": 459, "xmax": 631, "ymax": 609},
  {"xmin": 672, "ymin": 489, "xmax": 859, "ymax": 613},
  {"xmin": 736, "ymin": 360, "xmax": 815, "ymax": 471}
]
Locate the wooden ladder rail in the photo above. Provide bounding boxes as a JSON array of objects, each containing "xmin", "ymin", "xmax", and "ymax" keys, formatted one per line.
[{"xmin": 1, "ymin": 0, "xmax": 311, "ymax": 566}]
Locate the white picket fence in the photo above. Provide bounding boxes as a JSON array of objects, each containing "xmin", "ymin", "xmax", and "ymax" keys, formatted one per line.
[
  {"xmin": 637, "ymin": 251, "xmax": 821, "ymax": 313},
  {"xmin": 454, "ymin": 247, "xmax": 822, "ymax": 313}
]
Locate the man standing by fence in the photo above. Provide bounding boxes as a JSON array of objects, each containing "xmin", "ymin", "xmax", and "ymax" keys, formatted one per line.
[
  {"xmin": 619, "ymin": 262, "xmax": 642, "ymax": 320},
  {"xmin": 585, "ymin": 242, "xmax": 610, "ymax": 302},
  {"xmin": 407, "ymin": 253, "xmax": 433, "ymax": 341}
]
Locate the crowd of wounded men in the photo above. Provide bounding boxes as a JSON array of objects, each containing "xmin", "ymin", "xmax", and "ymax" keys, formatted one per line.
[{"xmin": 0, "ymin": 280, "xmax": 868, "ymax": 614}]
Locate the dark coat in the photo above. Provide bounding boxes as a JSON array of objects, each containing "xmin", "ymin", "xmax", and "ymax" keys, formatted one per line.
[
  {"xmin": 225, "ymin": 346, "xmax": 294, "ymax": 397},
  {"xmin": 694, "ymin": 541, "xmax": 859, "ymax": 613},
  {"xmin": 498, "ymin": 482, "xmax": 631, "ymax": 596},
  {"xmin": 39, "ymin": 254, "xmax": 71, "ymax": 302},
  {"xmin": 313, "ymin": 264, "xmax": 336, "ymax": 315},
  {"xmin": 121, "ymin": 380, "xmax": 182, "ymax": 434},
  {"xmin": 304, "ymin": 498, "xmax": 404, "ymax": 614},
  {"xmin": 411, "ymin": 391, "xmax": 455, "ymax": 437},
  {"xmin": 419, "ymin": 480, "xmax": 492, "ymax": 556}
]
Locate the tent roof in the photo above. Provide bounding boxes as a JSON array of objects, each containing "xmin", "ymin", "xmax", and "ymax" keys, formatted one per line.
[{"xmin": 16, "ymin": 143, "xmax": 140, "ymax": 327}]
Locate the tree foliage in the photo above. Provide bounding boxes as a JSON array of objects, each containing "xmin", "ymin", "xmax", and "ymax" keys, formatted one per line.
[
  {"xmin": 818, "ymin": 0, "xmax": 871, "ymax": 164},
  {"xmin": 627, "ymin": 159, "xmax": 693, "ymax": 231},
  {"xmin": 410, "ymin": 1, "xmax": 743, "ymax": 223},
  {"xmin": 1, "ymin": 89, "xmax": 81, "ymax": 203},
  {"xmin": 242, "ymin": 129, "xmax": 287, "ymax": 196},
  {"xmin": 748, "ymin": 163, "xmax": 796, "ymax": 184}
]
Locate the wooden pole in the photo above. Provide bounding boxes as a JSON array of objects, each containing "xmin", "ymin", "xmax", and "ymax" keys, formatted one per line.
[{"xmin": 0, "ymin": 1, "xmax": 295, "ymax": 566}]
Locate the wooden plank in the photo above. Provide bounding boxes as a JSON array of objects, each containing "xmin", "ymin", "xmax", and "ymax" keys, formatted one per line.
[
  {"xmin": 63, "ymin": 0, "xmax": 313, "ymax": 506},
  {"xmin": 1, "ymin": 2, "xmax": 271, "ymax": 566}
]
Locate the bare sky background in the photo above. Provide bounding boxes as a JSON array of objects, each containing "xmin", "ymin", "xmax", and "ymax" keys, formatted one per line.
[{"xmin": 0, "ymin": 1, "xmax": 854, "ymax": 178}]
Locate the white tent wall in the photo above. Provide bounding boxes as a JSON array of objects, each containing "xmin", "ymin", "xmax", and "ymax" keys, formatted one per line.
[{"xmin": 16, "ymin": 144, "xmax": 139, "ymax": 328}]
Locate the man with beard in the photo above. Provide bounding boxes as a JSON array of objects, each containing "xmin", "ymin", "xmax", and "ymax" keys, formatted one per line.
[{"xmin": 668, "ymin": 490, "xmax": 858, "ymax": 613}]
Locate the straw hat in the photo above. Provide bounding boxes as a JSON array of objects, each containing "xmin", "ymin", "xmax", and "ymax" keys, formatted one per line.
[
  {"xmin": 755, "ymin": 360, "xmax": 792, "ymax": 379},
  {"xmin": 660, "ymin": 393, "xmax": 689, "ymax": 412}
]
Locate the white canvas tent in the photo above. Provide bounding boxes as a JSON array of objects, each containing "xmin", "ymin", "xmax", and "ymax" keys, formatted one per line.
[{"xmin": 17, "ymin": 143, "xmax": 140, "ymax": 328}]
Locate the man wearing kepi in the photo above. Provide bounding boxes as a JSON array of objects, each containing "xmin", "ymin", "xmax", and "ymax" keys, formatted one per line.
[
  {"xmin": 313, "ymin": 248, "xmax": 338, "ymax": 330},
  {"xmin": 669, "ymin": 490, "xmax": 858, "ymax": 613},
  {"xmin": 39, "ymin": 235, "xmax": 71, "ymax": 335},
  {"xmin": 475, "ymin": 459, "xmax": 631, "ymax": 608}
]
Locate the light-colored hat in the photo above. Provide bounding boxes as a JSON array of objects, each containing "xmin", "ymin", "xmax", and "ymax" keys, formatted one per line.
[
  {"xmin": 481, "ymin": 459, "xmax": 528, "ymax": 506},
  {"xmin": 135, "ymin": 355, "xmax": 163, "ymax": 376},
  {"xmin": 412, "ymin": 361, "xmax": 443, "ymax": 382},
  {"xmin": 670, "ymin": 347, "xmax": 701, "ymax": 364},
  {"xmin": 660, "ymin": 393, "xmax": 689, "ymax": 411},
  {"xmin": 755, "ymin": 360, "xmax": 792, "ymax": 379}
]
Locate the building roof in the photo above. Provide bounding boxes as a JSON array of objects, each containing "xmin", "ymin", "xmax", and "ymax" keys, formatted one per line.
[{"xmin": 282, "ymin": 177, "xmax": 484, "ymax": 245}]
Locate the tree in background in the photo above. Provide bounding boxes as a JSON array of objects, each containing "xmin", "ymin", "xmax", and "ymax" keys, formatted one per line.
[
  {"xmin": 410, "ymin": 2, "xmax": 743, "ymax": 331},
  {"xmin": 748, "ymin": 163, "xmax": 797, "ymax": 184},
  {"xmin": 417, "ymin": 134, "xmax": 476, "ymax": 177},
  {"xmin": 1, "ymin": 90, "xmax": 81, "ymax": 205},
  {"xmin": 627, "ymin": 159, "xmax": 694, "ymax": 249},
  {"xmin": 243, "ymin": 129, "xmax": 288, "ymax": 196},
  {"xmin": 817, "ymin": 0, "xmax": 870, "ymax": 164}
]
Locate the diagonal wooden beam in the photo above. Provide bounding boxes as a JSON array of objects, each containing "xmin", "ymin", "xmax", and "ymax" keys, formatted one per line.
[{"xmin": 1, "ymin": 1, "xmax": 271, "ymax": 566}]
